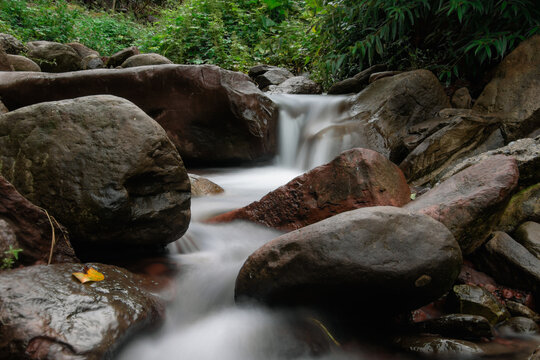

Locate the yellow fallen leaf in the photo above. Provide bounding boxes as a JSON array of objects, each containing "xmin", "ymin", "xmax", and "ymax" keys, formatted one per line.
[{"xmin": 73, "ymin": 267, "xmax": 105, "ymax": 283}]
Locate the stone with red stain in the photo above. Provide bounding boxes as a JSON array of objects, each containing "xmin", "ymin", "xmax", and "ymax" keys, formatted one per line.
[
  {"xmin": 0, "ymin": 175, "xmax": 78, "ymax": 267},
  {"xmin": 208, "ymin": 148, "xmax": 411, "ymax": 231},
  {"xmin": 404, "ymin": 155, "xmax": 519, "ymax": 254}
]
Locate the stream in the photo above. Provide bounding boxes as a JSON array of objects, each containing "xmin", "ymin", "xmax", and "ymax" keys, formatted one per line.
[{"xmin": 116, "ymin": 94, "xmax": 538, "ymax": 359}]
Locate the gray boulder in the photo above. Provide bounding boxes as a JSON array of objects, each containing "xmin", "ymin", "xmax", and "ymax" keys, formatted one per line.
[
  {"xmin": 106, "ymin": 46, "xmax": 140, "ymax": 68},
  {"xmin": 0, "ymin": 263, "xmax": 164, "ymax": 359},
  {"xmin": 7, "ymin": 54, "xmax": 41, "ymax": 72},
  {"xmin": 0, "ymin": 95, "xmax": 191, "ymax": 254},
  {"xmin": 120, "ymin": 53, "xmax": 173, "ymax": 68},
  {"xmin": 255, "ymin": 67, "xmax": 294, "ymax": 89},
  {"xmin": 327, "ymin": 64, "xmax": 387, "ymax": 95},
  {"xmin": 27, "ymin": 41, "xmax": 81, "ymax": 72},
  {"xmin": 267, "ymin": 76, "xmax": 322, "ymax": 94},
  {"xmin": 81, "ymin": 54, "xmax": 104, "ymax": 70},
  {"xmin": 0, "ymin": 33, "xmax": 26, "ymax": 54},
  {"xmin": 514, "ymin": 221, "xmax": 540, "ymax": 259},
  {"xmin": 235, "ymin": 206, "xmax": 462, "ymax": 316}
]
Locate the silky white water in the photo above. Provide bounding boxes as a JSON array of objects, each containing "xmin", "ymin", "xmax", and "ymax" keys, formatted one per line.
[{"xmin": 116, "ymin": 95, "xmax": 377, "ymax": 360}]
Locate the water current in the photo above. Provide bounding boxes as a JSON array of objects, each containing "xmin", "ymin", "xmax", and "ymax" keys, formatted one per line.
[{"xmin": 116, "ymin": 94, "xmax": 538, "ymax": 359}]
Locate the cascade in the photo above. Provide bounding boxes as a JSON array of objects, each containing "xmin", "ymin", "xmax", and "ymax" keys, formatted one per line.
[{"xmin": 270, "ymin": 94, "xmax": 354, "ymax": 170}]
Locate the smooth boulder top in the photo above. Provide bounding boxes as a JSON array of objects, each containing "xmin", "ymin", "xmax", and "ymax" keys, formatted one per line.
[
  {"xmin": 236, "ymin": 206, "xmax": 463, "ymax": 316},
  {"xmin": 0, "ymin": 95, "xmax": 191, "ymax": 254},
  {"xmin": 0, "ymin": 64, "xmax": 278, "ymax": 165}
]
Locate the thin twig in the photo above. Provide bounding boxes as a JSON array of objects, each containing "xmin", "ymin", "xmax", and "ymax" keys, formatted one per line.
[{"xmin": 43, "ymin": 209, "xmax": 56, "ymax": 265}]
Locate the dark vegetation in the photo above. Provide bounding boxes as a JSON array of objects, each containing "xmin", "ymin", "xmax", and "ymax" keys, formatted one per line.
[{"xmin": 0, "ymin": 0, "xmax": 538, "ymax": 88}]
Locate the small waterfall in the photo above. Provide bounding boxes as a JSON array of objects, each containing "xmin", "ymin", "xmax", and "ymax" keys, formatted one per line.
[{"xmin": 269, "ymin": 94, "xmax": 355, "ymax": 170}]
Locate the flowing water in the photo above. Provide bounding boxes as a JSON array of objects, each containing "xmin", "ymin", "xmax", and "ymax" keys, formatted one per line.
[{"xmin": 117, "ymin": 95, "xmax": 538, "ymax": 359}]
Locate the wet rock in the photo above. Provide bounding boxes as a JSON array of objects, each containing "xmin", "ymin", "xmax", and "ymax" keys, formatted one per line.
[
  {"xmin": 235, "ymin": 206, "xmax": 463, "ymax": 317},
  {"xmin": 451, "ymin": 87, "xmax": 472, "ymax": 109},
  {"xmin": 6, "ymin": 54, "xmax": 41, "ymax": 72},
  {"xmin": 0, "ymin": 65, "xmax": 277, "ymax": 165},
  {"xmin": 0, "ymin": 95, "xmax": 190, "ymax": 255},
  {"xmin": 248, "ymin": 64, "xmax": 277, "ymax": 78},
  {"xmin": 452, "ymin": 285, "xmax": 510, "ymax": 324},
  {"xmin": 81, "ymin": 54, "xmax": 104, "ymax": 70},
  {"xmin": 414, "ymin": 314, "xmax": 494, "ymax": 340},
  {"xmin": 344, "ymin": 70, "xmax": 450, "ymax": 163},
  {"xmin": 394, "ymin": 335, "xmax": 484, "ymax": 357},
  {"xmin": 497, "ymin": 183, "xmax": 540, "ymax": 233},
  {"xmin": 255, "ymin": 67, "xmax": 294, "ymax": 89},
  {"xmin": 209, "ymin": 148, "xmax": 411, "ymax": 231},
  {"xmin": 506, "ymin": 301, "xmax": 540, "ymax": 322},
  {"xmin": 438, "ymin": 136, "xmax": 540, "ymax": 187},
  {"xmin": 0, "ymin": 46, "xmax": 11, "ymax": 71},
  {"xmin": 369, "ymin": 70, "xmax": 402, "ymax": 83},
  {"xmin": 27, "ymin": 41, "xmax": 81, "ymax": 72},
  {"xmin": 267, "ymin": 76, "xmax": 322, "ymax": 94},
  {"xmin": 498, "ymin": 317, "xmax": 539, "ymax": 336},
  {"xmin": 327, "ymin": 64, "xmax": 387, "ymax": 94},
  {"xmin": 0, "ymin": 263, "xmax": 164, "ymax": 359},
  {"xmin": 400, "ymin": 109, "xmax": 502, "ymax": 184},
  {"xmin": 120, "ymin": 53, "xmax": 173, "ymax": 68},
  {"xmin": 66, "ymin": 42, "xmax": 99, "ymax": 59},
  {"xmin": 189, "ymin": 174, "xmax": 224, "ymax": 197},
  {"xmin": 106, "ymin": 46, "xmax": 140, "ymax": 68},
  {"xmin": 404, "ymin": 155, "xmax": 519, "ymax": 254},
  {"xmin": 0, "ymin": 33, "xmax": 26, "ymax": 55},
  {"xmin": 0, "ymin": 176, "xmax": 78, "ymax": 266},
  {"xmin": 515, "ymin": 222, "xmax": 540, "ymax": 259},
  {"xmin": 474, "ymin": 35, "xmax": 540, "ymax": 141},
  {"xmin": 476, "ymin": 232, "xmax": 540, "ymax": 296}
]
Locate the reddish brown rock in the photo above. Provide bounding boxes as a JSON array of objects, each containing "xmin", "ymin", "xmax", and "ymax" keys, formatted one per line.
[
  {"xmin": 209, "ymin": 148, "xmax": 411, "ymax": 231},
  {"xmin": 0, "ymin": 65, "xmax": 277, "ymax": 165},
  {"xmin": 404, "ymin": 155, "xmax": 519, "ymax": 254},
  {"xmin": 0, "ymin": 176, "xmax": 78, "ymax": 267}
]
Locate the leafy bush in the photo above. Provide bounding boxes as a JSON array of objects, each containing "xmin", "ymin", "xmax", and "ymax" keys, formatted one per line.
[
  {"xmin": 0, "ymin": 0, "xmax": 144, "ymax": 55},
  {"xmin": 312, "ymin": 0, "xmax": 540, "ymax": 86},
  {"xmin": 139, "ymin": 0, "xmax": 315, "ymax": 72}
]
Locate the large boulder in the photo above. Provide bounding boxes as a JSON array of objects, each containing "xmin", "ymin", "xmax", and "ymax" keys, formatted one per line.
[
  {"xmin": 267, "ymin": 76, "xmax": 322, "ymax": 95},
  {"xmin": 404, "ymin": 155, "xmax": 519, "ymax": 254},
  {"xmin": 120, "ymin": 53, "xmax": 173, "ymax": 68},
  {"xmin": 0, "ymin": 46, "xmax": 11, "ymax": 71},
  {"xmin": 0, "ymin": 176, "xmax": 78, "ymax": 266},
  {"xmin": 318, "ymin": 70, "xmax": 450, "ymax": 163},
  {"xmin": 327, "ymin": 64, "xmax": 387, "ymax": 95},
  {"xmin": 254, "ymin": 67, "xmax": 294, "ymax": 89},
  {"xmin": 66, "ymin": 42, "xmax": 99, "ymax": 59},
  {"xmin": 235, "ymin": 206, "xmax": 462, "ymax": 316},
  {"xmin": 26, "ymin": 41, "xmax": 81, "ymax": 72},
  {"xmin": 473, "ymin": 35, "xmax": 540, "ymax": 140},
  {"xmin": 0, "ymin": 33, "xmax": 26, "ymax": 55},
  {"xmin": 209, "ymin": 148, "xmax": 411, "ymax": 231},
  {"xmin": 496, "ymin": 183, "xmax": 540, "ymax": 233},
  {"xmin": 106, "ymin": 46, "xmax": 140, "ymax": 68},
  {"xmin": 476, "ymin": 232, "xmax": 540, "ymax": 296},
  {"xmin": 0, "ymin": 65, "xmax": 278, "ymax": 165},
  {"xmin": 0, "ymin": 95, "xmax": 191, "ymax": 255},
  {"xmin": 0, "ymin": 263, "xmax": 164, "ymax": 359},
  {"xmin": 437, "ymin": 136, "xmax": 540, "ymax": 187},
  {"xmin": 399, "ymin": 109, "xmax": 503, "ymax": 184},
  {"xmin": 6, "ymin": 54, "xmax": 41, "ymax": 72}
]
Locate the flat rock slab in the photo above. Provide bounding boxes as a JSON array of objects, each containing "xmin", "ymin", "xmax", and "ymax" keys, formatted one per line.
[
  {"xmin": 404, "ymin": 155, "xmax": 519, "ymax": 254},
  {"xmin": 0, "ymin": 175, "xmax": 78, "ymax": 266},
  {"xmin": 0, "ymin": 64, "xmax": 278, "ymax": 165},
  {"xmin": 0, "ymin": 95, "xmax": 190, "ymax": 254},
  {"xmin": 235, "ymin": 206, "xmax": 462, "ymax": 317},
  {"xmin": 209, "ymin": 148, "xmax": 411, "ymax": 231},
  {"xmin": 477, "ymin": 232, "xmax": 540, "ymax": 296},
  {"xmin": 0, "ymin": 263, "xmax": 165, "ymax": 360}
]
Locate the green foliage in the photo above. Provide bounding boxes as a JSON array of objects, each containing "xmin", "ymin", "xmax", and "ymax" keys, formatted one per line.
[
  {"xmin": 1, "ymin": 245, "xmax": 22, "ymax": 270},
  {"xmin": 0, "ymin": 0, "xmax": 144, "ymax": 55},
  {"xmin": 311, "ymin": 0, "xmax": 540, "ymax": 86},
  {"xmin": 139, "ymin": 0, "xmax": 316, "ymax": 72}
]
